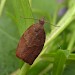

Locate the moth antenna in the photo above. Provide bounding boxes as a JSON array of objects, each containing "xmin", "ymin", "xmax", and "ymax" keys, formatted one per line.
[
  {"xmin": 20, "ymin": 16, "xmax": 39, "ymax": 20},
  {"xmin": 45, "ymin": 21, "xmax": 60, "ymax": 27}
]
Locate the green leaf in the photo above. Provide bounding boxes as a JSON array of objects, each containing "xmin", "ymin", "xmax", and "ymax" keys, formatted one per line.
[
  {"xmin": 6, "ymin": 0, "xmax": 34, "ymax": 35},
  {"xmin": 0, "ymin": 0, "xmax": 6, "ymax": 16},
  {"xmin": 63, "ymin": 61, "xmax": 75, "ymax": 75},
  {"xmin": 52, "ymin": 50, "xmax": 67, "ymax": 75},
  {"xmin": 0, "ymin": 0, "xmax": 34, "ymax": 75},
  {"xmin": 10, "ymin": 0, "xmax": 35, "ymax": 75},
  {"xmin": 0, "ymin": 11, "xmax": 20, "ymax": 75},
  {"xmin": 41, "ymin": 53, "xmax": 75, "ymax": 63},
  {"xmin": 27, "ymin": 60, "xmax": 50, "ymax": 75}
]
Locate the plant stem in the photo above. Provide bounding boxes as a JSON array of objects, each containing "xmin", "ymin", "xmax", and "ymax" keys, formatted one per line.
[
  {"xmin": 39, "ymin": 64, "xmax": 53, "ymax": 75},
  {"xmin": 67, "ymin": 31, "xmax": 75, "ymax": 52},
  {"xmin": 0, "ymin": 0, "xmax": 6, "ymax": 16},
  {"xmin": 33, "ymin": 5, "xmax": 75, "ymax": 65},
  {"xmin": 41, "ymin": 5, "xmax": 75, "ymax": 55},
  {"xmin": 18, "ymin": 63, "xmax": 30, "ymax": 75}
]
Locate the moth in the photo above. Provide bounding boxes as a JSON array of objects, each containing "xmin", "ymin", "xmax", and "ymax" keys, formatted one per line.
[{"xmin": 16, "ymin": 18, "xmax": 45, "ymax": 65}]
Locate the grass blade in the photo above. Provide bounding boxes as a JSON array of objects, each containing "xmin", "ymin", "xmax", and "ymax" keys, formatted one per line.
[{"xmin": 52, "ymin": 50, "xmax": 67, "ymax": 75}]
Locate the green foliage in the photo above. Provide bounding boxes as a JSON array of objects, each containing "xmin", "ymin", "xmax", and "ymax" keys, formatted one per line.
[
  {"xmin": 52, "ymin": 50, "xmax": 68, "ymax": 75},
  {"xmin": 0, "ymin": 4, "xmax": 20, "ymax": 75},
  {"xmin": 0, "ymin": 0, "xmax": 75, "ymax": 75}
]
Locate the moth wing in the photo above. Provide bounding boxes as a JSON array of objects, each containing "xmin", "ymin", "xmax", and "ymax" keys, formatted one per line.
[{"xmin": 23, "ymin": 24, "xmax": 45, "ymax": 47}]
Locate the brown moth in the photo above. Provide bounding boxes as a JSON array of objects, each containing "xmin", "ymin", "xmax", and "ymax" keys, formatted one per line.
[{"xmin": 16, "ymin": 18, "xmax": 45, "ymax": 65}]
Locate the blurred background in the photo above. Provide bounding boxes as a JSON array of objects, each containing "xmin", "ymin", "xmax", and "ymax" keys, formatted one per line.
[{"xmin": 0, "ymin": 0, "xmax": 75, "ymax": 75}]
